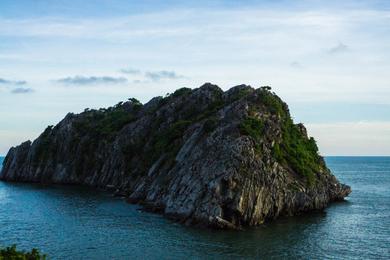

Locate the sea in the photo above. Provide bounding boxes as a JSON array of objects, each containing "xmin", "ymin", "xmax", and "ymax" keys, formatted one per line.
[{"xmin": 0, "ymin": 156, "xmax": 389, "ymax": 259}]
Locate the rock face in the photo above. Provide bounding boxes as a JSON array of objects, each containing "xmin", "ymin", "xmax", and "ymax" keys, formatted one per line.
[{"xmin": 0, "ymin": 83, "xmax": 351, "ymax": 229}]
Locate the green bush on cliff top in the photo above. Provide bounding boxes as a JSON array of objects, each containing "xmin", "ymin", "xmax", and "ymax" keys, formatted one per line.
[
  {"xmin": 273, "ymin": 118, "xmax": 320, "ymax": 186},
  {"xmin": 258, "ymin": 89, "xmax": 321, "ymax": 185},
  {"xmin": 73, "ymin": 102, "xmax": 139, "ymax": 138},
  {"xmin": 258, "ymin": 88, "xmax": 285, "ymax": 116},
  {"xmin": 240, "ymin": 89, "xmax": 321, "ymax": 186},
  {"xmin": 0, "ymin": 245, "xmax": 46, "ymax": 260}
]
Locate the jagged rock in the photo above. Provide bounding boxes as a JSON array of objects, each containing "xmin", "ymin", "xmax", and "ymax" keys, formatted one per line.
[{"xmin": 0, "ymin": 83, "xmax": 351, "ymax": 229}]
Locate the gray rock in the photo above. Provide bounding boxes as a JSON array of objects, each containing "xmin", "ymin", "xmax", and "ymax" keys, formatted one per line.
[{"xmin": 0, "ymin": 83, "xmax": 351, "ymax": 229}]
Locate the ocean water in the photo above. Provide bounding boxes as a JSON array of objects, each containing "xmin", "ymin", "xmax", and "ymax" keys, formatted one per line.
[{"xmin": 0, "ymin": 156, "xmax": 389, "ymax": 259}]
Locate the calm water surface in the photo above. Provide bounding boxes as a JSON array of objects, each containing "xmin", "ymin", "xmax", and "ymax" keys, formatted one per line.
[{"xmin": 0, "ymin": 156, "xmax": 389, "ymax": 259}]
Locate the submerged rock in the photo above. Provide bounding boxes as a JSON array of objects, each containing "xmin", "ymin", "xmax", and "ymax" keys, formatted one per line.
[{"xmin": 0, "ymin": 83, "xmax": 351, "ymax": 229}]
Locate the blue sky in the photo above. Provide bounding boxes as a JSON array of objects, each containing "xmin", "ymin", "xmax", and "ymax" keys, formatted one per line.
[{"xmin": 0, "ymin": 0, "xmax": 389, "ymax": 155}]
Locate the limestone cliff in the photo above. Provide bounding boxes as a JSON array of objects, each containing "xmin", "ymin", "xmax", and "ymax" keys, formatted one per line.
[{"xmin": 0, "ymin": 83, "xmax": 351, "ymax": 229}]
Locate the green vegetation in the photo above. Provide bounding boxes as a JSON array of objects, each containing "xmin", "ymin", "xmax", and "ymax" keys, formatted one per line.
[
  {"xmin": 149, "ymin": 87, "xmax": 193, "ymax": 113},
  {"xmin": 201, "ymin": 98, "xmax": 224, "ymax": 118},
  {"xmin": 239, "ymin": 116, "xmax": 264, "ymax": 152},
  {"xmin": 239, "ymin": 116, "xmax": 264, "ymax": 142},
  {"xmin": 258, "ymin": 89, "xmax": 285, "ymax": 116},
  {"xmin": 33, "ymin": 98, "xmax": 142, "ymax": 174},
  {"xmin": 273, "ymin": 118, "xmax": 321, "ymax": 186},
  {"xmin": 128, "ymin": 97, "xmax": 142, "ymax": 105},
  {"xmin": 139, "ymin": 85, "xmax": 225, "ymax": 170},
  {"xmin": 32, "ymin": 125, "xmax": 54, "ymax": 165},
  {"xmin": 230, "ymin": 87, "xmax": 252, "ymax": 102},
  {"xmin": 0, "ymin": 245, "xmax": 46, "ymax": 260},
  {"xmin": 73, "ymin": 102, "xmax": 140, "ymax": 139},
  {"xmin": 72, "ymin": 102, "xmax": 142, "ymax": 172},
  {"xmin": 27, "ymin": 83, "xmax": 322, "ymax": 187},
  {"xmin": 142, "ymin": 93, "xmax": 225, "ymax": 172},
  {"xmin": 128, "ymin": 119, "xmax": 194, "ymax": 175},
  {"xmin": 92, "ymin": 108, "xmax": 135, "ymax": 136},
  {"xmin": 151, "ymin": 120, "xmax": 192, "ymax": 161},
  {"xmin": 171, "ymin": 87, "xmax": 192, "ymax": 98},
  {"xmin": 182, "ymin": 98, "xmax": 224, "ymax": 123},
  {"xmin": 241, "ymin": 89, "xmax": 321, "ymax": 186},
  {"xmin": 119, "ymin": 89, "xmax": 225, "ymax": 176}
]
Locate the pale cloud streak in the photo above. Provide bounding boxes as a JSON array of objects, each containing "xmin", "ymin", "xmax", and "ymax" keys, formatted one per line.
[
  {"xmin": 0, "ymin": 78, "xmax": 32, "ymax": 94},
  {"xmin": 119, "ymin": 68, "xmax": 141, "ymax": 75},
  {"xmin": 328, "ymin": 42, "xmax": 349, "ymax": 54},
  {"xmin": 119, "ymin": 68, "xmax": 187, "ymax": 82},
  {"xmin": 0, "ymin": 78, "xmax": 27, "ymax": 85},
  {"xmin": 56, "ymin": 75, "xmax": 128, "ymax": 86},
  {"xmin": 10, "ymin": 87, "xmax": 34, "ymax": 94},
  {"xmin": 144, "ymin": 70, "xmax": 185, "ymax": 81}
]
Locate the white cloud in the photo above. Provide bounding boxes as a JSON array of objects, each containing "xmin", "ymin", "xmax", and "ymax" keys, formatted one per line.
[
  {"xmin": 11, "ymin": 87, "xmax": 34, "ymax": 94},
  {"xmin": 119, "ymin": 68, "xmax": 141, "ymax": 75},
  {"xmin": 328, "ymin": 42, "xmax": 349, "ymax": 54},
  {"xmin": 56, "ymin": 75, "xmax": 128, "ymax": 86},
  {"xmin": 144, "ymin": 70, "xmax": 185, "ymax": 81},
  {"xmin": 0, "ymin": 78, "xmax": 27, "ymax": 85},
  {"xmin": 290, "ymin": 61, "xmax": 303, "ymax": 68}
]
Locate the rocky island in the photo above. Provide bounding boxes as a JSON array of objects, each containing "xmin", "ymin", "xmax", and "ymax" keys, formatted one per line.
[{"xmin": 0, "ymin": 83, "xmax": 351, "ymax": 229}]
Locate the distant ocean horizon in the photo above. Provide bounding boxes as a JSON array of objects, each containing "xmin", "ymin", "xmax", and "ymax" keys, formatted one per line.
[
  {"xmin": 2, "ymin": 155, "xmax": 390, "ymax": 160},
  {"xmin": 0, "ymin": 156, "xmax": 389, "ymax": 259}
]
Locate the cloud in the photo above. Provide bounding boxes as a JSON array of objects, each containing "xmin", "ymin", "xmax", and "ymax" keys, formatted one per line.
[
  {"xmin": 290, "ymin": 61, "xmax": 303, "ymax": 68},
  {"xmin": 0, "ymin": 78, "xmax": 27, "ymax": 85},
  {"xmin": 119, "ymin": 69, "xmax": 186, "ymax": 82},
  {"xmin": 10, "ymin": 87, "xmax": 34, "ymax": 94},
  {"xmin": 56, "ymin": 75, "xmax": 128, "ymax": 85},
  {"xmin": 120, "ymin": 68, "xmax": 141, "ymax": 75},
  {"xmin": 144, "ymin": 70, "xmax": 185, "ymax": 81},
  {"xmin": 0, "ymin": 78, "xmax": 32, "ymax": 94},
  {"xmin": 328, "ymin": 42, "xmax": 348, "ymax": 54}
]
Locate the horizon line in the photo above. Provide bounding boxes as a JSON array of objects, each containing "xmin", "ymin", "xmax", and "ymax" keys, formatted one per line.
[{"xmin": 1, "ymin": 155, "xmax": 390, "ymax": 157}]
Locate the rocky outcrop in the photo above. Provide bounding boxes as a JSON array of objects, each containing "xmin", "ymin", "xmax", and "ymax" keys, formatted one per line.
[{"xmin": 0, "ymin": 83, "xmax": 351, "ymax": 229}]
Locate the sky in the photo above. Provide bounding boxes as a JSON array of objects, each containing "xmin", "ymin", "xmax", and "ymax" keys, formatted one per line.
[{"xmin": 0, "ymin": 0, "xmax": 389, "ymax": 156}]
